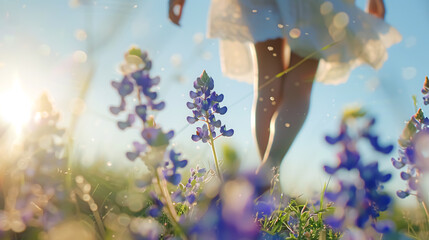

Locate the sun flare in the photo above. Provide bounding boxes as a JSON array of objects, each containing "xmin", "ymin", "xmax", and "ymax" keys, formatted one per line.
[{"xmin": 0, "ymin": 78, "xmax": 32, "ymax": 136}]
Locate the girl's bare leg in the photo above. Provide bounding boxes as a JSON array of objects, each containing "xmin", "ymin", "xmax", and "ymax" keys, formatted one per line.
[
  {"xmin": 252, "ymin": 38, "xmax": 287, "ymax": 159},
  {"xmin": 260, "ymin": 52, "xmax": 319, "ymax": 173}
]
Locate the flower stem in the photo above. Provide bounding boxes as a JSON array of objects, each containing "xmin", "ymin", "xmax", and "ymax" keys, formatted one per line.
[
  {"xmin": 155, "ymin": 167, "xmax": 188, "ymax": 240},
  {"xmin": 421, "ymin": 200, "xmax": 429, "ymax": 223},
  {"xmin": 206, "ymin": 121, "xmax": 223, "ymax": 182}
]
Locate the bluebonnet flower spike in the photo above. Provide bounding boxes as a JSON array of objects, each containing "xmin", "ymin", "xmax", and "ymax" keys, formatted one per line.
[{"xmin": 187, "ymin": 71, "xmax": 234, "ymax": 142}]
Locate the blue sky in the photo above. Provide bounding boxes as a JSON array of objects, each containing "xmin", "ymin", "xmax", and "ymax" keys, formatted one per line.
[{"xmin": 0, "ymin": 0, "xmax": 428, "ymax": 205}]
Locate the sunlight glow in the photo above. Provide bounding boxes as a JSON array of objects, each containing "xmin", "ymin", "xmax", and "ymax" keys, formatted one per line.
[{"xmin": 0, "ymin": 77, "xmax": 32, "ymax": 136}]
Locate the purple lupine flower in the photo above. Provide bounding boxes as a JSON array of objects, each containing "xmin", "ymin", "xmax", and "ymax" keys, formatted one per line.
[
  {"xmin": 4, "ymin": 93, "xmax": 69, "ymax": 231},
  {"xmin": 126, "ymin": 141, "xmax": 147, "ymax": 161},
  {"xmin": 110, "ymin": 49, "xmax": 165, "ymax": 128},
  {"xmin": 362, "ymin": 118, "xmax": 394, "ymax": 154},
  {"xmin": 117, "ymin": 113, "xmax": 136, "ymax": 130},
  {"xmin": 141, "ymin": 128, "xmax": 174, "ymax": 147},
  {"xmin": 186, "ymin": 177, "xmax": 261, "ymax": 240},
  {"xmin": 163, "ymin": 150, "xmax": 188, "ymax": 185},
  {"xmin": 324, "ymin": 114, "xmax": 393, "ymax": 175},
  {"xmin": 393, "ymin": 109, "xmax": 429, "ymax": 199},
  {"xmin": 112, "ymin": 75, "xmax": 134, "ymax": 97},
  {"xmin": 110, "ymin": 48, "xmax": 175, "ymax": 155},
  {"xmin": 392, "ymin": 76, "xmax": 429, "ymax": 200},
  {"xmin": 111, "ymin": 47, "xmax": 188, "ymax": 189},
  {"xmin": 324, "ymin": 109, "xmax": 394, "ymax": 234},
  {"xmin": 182, "ymin": 166, "xmax": 206, "ymax": 205},
  {"xmin": 187, "ymin": 71, "xmax": 233, "ymax": 142},
  {"xmin": 129, "ymin": 217, "xmax": 163, "ymax": 240},
  {"xmin": 191, "ymin": 125, "xmax": 212, "ymax": 143},
  {"xmin": 147, "ymin": 192, "xmax": 164, "ymax": 217}
]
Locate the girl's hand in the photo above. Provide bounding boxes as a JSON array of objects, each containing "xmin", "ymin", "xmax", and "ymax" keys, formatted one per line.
[
  {"xmin": 366, "ymin": 0, "xmax": 385, "ymax": 19},
  {"xmin": 169, "ymin": 0, "xmax": 185, "ymax": 26}
]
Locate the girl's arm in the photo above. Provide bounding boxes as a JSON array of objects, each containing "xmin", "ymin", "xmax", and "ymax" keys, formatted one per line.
[
  {"xmin": 367, "ymin": 0, "xmax": 385, "ymax": 19},
  {"xmin": 169, "ymin": 0, "xmax": 186, "ymax": 26}
]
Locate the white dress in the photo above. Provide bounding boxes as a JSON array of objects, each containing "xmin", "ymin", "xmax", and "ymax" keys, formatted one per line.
[{"xmin": 207, "ymin": 0, "xmax": 401, "ymax": 84}]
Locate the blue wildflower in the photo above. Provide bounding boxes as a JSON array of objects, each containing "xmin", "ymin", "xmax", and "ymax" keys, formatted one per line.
[
  {"xmin": 9, "ymin": 93, "xmax": 68, "ymax": 230},
  {"xmin": 111, "ymin": 48, "xmax": 188, "ymax": 188},
  {"xmin": 182, "ymin": 166, "xmax": 206, "ymax": 205},
  {"xmin": 126, "ymin": 141, "xmax": 147, "ymax": 161},
  {"xmin": 117, "ymin": 113, "xmax": 135, "ymax": 130},
  {"xmin": 141, "ymin": 128, "xmax": 174, "ymax": 147},
  {"xmin": 392, "ymin": 91, "xmax": 429, "ymax": 199},
  {"xmin": 324, "ymin": 109, "xmax": 394, "ymax": 234},
  {"xmin": 324, "ymin": 113, "xmax": 393, "ymax": 175},
  {"xmin": 187, "ymin": 71, "xmax": 233, "ymax": 142},
  {"xmin": 186, "ymin": 178, "xmax": 260, "ymax": 240},
  {"xmin": 163, "ymin": 150, "xmax": 188, "ymax": 185},
  {"xmin": 191, "ymin": 125, "xmax": 212, "ymax": 143},
  {"xmin": 111, "ymin": 48, "xmax": 175, "ymax": 155},
  {"xmin": 110, "ymin": 49, "xmax": 165, "ymax": 127},
  {"xmin": 147, "ymin": 192, "xmax": 164, "ymax": 217}
]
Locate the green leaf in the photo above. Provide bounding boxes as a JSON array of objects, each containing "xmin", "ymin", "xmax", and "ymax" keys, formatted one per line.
[
  {"xmin": 128, "ymin": 47, "xmax": 142, "ymax": 57},
  {"xmin": 200, "ymin": 70, "xmax": 210, "ymax": 83},
  {"xmin": 342, "ymin": 106, "xmax": 366, "ymax": 121}
]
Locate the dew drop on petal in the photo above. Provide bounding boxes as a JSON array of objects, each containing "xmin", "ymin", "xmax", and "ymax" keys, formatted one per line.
[
  {"xmin": 285, "ymin": 123, "xmax": 291, "ymax": 128},
  {"xmin": 277, "ymin": 24, "xmax": 284, "ymax": 29},
  {"xmin": 267, "ymin": 46, "xmax": 274, "ymax": 51}
]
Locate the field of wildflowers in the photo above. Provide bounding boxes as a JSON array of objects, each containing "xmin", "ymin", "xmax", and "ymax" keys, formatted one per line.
[{"xmin": 0, "ymin": 46, "xmax": 428, "ymax": 240}]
